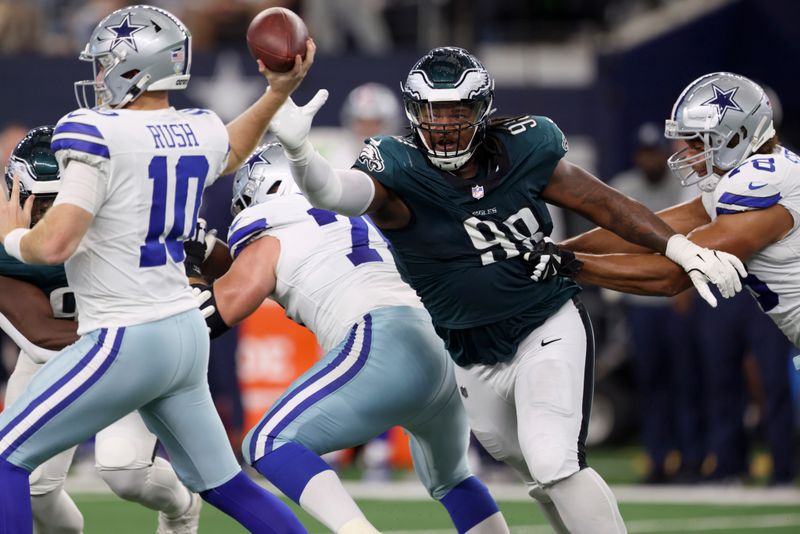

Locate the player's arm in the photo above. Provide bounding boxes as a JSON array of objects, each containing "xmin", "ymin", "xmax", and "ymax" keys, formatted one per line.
[
  {"xmin": 195, "ymin": 236, "xmax": 280, "ymax": 338},
  {"xmin": 561, "ymin": 196, "xmax": 710, "ymax": 254},
  {"xmin": 0, "ymin": 275, "xmax": 78, "ymax": 350},
  {"xmin": 0, "ymin": 164, "xmax": 95, "ymax": 265},
  {"xmin": 576, "ymin": 204, "xmax": 793, "ymax": 295},
  {"xmin": 223, "ymin": 41, "xmax": 316, "ymax": 175},
  {"xmin": 265, "ymin": 88, "xmax": 410, "ymax": 226},
  {"xmin": 542, "ymin": 158, "xmax": 746, "ymax": 306}
]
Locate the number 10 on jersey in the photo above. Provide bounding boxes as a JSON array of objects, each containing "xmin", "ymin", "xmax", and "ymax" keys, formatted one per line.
[{"xmin": 140, "ymin": 155, "xmax": 209, "ymax": 267}]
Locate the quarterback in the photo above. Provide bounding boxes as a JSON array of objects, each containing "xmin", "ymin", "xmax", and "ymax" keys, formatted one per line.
[
  {"xmin": 266, "ymin": 48, "xmax": 747, "ymax": 533},
  {"xmin": 564, "ymin": 72, "xmax": 800, "ymax": 351},
  {"xmin": 0, "ymin": 5, "xmax": 311, "ymax": 533}
]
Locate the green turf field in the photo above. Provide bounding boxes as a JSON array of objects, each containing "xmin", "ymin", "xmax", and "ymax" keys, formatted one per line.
[{"xmin": 73, "ymin": 494, "xmax": 800, "ymax": 533}]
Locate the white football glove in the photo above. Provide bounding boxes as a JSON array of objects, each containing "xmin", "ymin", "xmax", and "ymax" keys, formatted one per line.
[
  {"xmin": 269, "ymin": 89, "xmax": 329, "ymax": 163},
  {"xmin": 665, "ymin": 234, "xmax": 747, "ymax": 307},
  {"xmin": 191, "ymin": 286, "xmax": 215, "ymax": 323}
]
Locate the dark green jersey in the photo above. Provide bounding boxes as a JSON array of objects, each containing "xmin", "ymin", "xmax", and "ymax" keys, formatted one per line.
[
  {"xmin": 0, "ymin": 244, "xmax": 67, "ymax": 296},
  {"xmin": 353, "ymin": 115, "xmax": 580, "ymax": 366},
  {"xmin": 0, "ymin": 244, "xmax": 76, "ymax": 321}
]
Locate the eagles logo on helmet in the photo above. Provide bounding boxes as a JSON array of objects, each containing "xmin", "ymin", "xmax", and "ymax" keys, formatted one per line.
[{"xmin": 5, "ymin": 125, "xmax": 61, "ymax": 225}]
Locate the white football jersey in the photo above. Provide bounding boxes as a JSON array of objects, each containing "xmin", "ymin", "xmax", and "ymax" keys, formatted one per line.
[
  {"xmin": 702, "ymin": 146, "xmax": 800, "ymax": 347},
  {"xmin": 227, "ymin": 194, "xmax": 423, "ymax": 351},
  {"xmin": 52, "ymin": 107, "xmax": 229, "ymax": 334}
]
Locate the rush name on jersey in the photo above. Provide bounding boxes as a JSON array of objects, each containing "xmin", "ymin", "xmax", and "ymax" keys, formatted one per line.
[
  {"xmin": 702, "ymin": 146, "xmax": 800, "ymax": 347},
  {"xmin": 227, "ymin": 194, "xmax": 423, "ymax": 350},
  {"xmin": 52, "ymin": 107, "xmax": 229, "ymax": 334},
  {"xmin": 352, "ymin": 116, "xmax": 579, "ymax": 365}
]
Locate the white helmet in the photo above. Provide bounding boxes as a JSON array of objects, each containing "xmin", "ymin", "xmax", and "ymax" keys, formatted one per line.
[
  {"xmin": 75, "ymin": 5, "xmax": 192, "ymax": 109},
  {"xmin": 340, "ymin": 83, "xmax": 402, "ymax": 135},
  {"xmin": 231, "ymin": 143, "xmax": 298, "ymax": 215},
  {"xmin": 665, "ymin": 72, "xmax": 775, "ymax": 192}
]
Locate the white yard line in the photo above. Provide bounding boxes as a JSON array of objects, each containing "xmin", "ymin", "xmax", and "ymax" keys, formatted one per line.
[{"xmin": 385, "ymin": 514, "xmax": 800, "ymax": 534}]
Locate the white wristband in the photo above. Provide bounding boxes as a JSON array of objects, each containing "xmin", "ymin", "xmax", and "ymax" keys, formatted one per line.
[{"xmin": 4, "ymin": 228, "xmax": 30, "ymax": 263}]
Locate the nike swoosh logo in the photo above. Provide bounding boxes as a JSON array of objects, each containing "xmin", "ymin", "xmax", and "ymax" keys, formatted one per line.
[
  {"xmin": 541, "ymin": 337, "xmax": 561, "ymax": 347},
  {"xmin": 748, "ymin": 182, "xmax": 768, "ymax": 190}
]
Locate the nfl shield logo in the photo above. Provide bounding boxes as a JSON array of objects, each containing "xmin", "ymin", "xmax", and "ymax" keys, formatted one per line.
[{"xmin": 471, "ymin": 185, "xmax": 484, "ymax": 199}]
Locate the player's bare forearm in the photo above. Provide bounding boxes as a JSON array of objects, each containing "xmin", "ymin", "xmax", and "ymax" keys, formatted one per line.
[
  {"xmin": 0, "ymin": 276, "xmax": 78, "ymax": 349},
  {"xmin": 561, "ymin": 197, "xmax": 710, "ymax": 254},
  {"xmin": 213, "ymin": 236, "xmax": 279, "ymax": 326},
  {"xmin": 21, "ymin": 204, "xmax": 93, "ymax": 265},
  {"xmin": 575, "ymin": 252, "xmax": 691, "ymax": 296},
  {"xmin": 224, "ymin": 88, "xmax": 291, "ymax": 174},
  {"xmin": 543, "ymin": 159, "xmax": 678, "ymax": 253}
]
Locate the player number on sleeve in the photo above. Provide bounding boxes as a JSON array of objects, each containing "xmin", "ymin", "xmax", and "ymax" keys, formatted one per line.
[
  {"xmin": 140, "ymin": 155, "xmax": 209, "ymax": 268},
  {"xmin": 307, "ymin": 208, "xmax": 383, "ymax": 266}
]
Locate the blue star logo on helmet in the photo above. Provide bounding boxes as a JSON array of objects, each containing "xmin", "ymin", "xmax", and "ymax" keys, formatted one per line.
[
  {"xmin": 105, "ymin": 13, "xmax": 147, "ymax": 52},
  {"xmin": 702, "ymin": 84, "xmax": 744, "ymax": 121},
  {"xmin": 244, "ymin": 149, "xmax": 271, "ymax": 177}
]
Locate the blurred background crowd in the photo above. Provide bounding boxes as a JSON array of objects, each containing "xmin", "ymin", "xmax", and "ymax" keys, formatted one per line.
[{"xmin": 0, "ymin": 0, "xmax": 798, "ymax": 489}]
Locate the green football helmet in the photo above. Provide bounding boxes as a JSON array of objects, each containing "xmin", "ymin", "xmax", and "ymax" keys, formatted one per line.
[
  {"xmin": 5, "ymin": 125, "xmax": 61, "ymax": 224},
  {"xmin": 401, "ymin": 47, "xmax": 494, "ymax": 171}
]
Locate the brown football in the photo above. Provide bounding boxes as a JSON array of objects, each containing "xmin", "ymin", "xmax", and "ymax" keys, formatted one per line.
[
  {"xmin": 202, "ymin": 237, "xmax": 233, "ymax": 280},
  {"xmin": 246, "ymin": 7, "xmax": 308, "ymax": 73}
]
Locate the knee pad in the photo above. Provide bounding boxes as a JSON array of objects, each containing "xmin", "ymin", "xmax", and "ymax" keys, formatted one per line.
[
  {"xmin": 95, "ymin": 436, "xmax": 144, "ymax": 470},
  {"xmin": 525, "ymin": 438, "xmax": 579, "ymax": 486},
  {"xmin": 29, "ymin": 464, "xmax": 68, "ymax": 496},
  {"xmin": 98, "ymin": 467, "xmax": 149, "ymax": 501}
]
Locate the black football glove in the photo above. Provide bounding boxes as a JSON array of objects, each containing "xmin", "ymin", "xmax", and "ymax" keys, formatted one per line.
[
  {"xmin": 184, "ymin": 218, "xmax": 216, "ymax": 278},
  {"xmin": 523, "ymin": 237, "xmax": 584, "ymax": 281},
  {"xmin": 191, "ymin": 283, "xmax": 231, "ymax": 339}
]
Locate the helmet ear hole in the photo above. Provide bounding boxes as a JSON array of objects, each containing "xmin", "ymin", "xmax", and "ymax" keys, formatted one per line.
[{"xmin": 121, "ymin": 69, "xmax": 140, "ymax": 79}]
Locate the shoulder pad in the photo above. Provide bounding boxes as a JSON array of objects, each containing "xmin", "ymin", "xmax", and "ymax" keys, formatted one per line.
[
  {"xmin": 227, "ymin": 195, "xmax": 311, "ymax": 258},
  {"xmin": 52, "ymin": 110, "xmax": 111, "ymax": 169},
  {"xmin": 227, "ymin": 206, "xmax": 270, "ymax": 259},
  {"xmin": 717, "ymin": 155, "xmax": 783, "ymax": 215}
]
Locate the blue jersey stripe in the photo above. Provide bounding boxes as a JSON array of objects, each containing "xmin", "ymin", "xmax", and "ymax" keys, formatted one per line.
[
  {"xmin": 51, "ymin": 138, "xmax": 110, "ymax": 159},
  {"xmin": 0, "ymin": 328, "xmax": 124, "ymax": 459},
  {"xmin": 716, "ymin": 207, "xmax": 743, "ymax": 215},
  {"xmin": 54, "ymin": 122, "xmax": 104, "ymax": 139},
  {"xmin": 718, "ymin": 192, "xmax": 781, "ymax": 209},
  {"xmin": 227, "ymin": 218, "xmax": 268, "ymax": 258}
]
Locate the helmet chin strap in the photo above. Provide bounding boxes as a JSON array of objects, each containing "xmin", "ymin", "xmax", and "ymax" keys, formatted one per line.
[{"xmin": 114, "ymin": 73, "xmax": 152, "ymax": 109}]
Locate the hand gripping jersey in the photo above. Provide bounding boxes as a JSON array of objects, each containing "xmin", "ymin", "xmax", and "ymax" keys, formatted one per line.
[
  {"xmin": 702, "ymin": 146, "xmax": 800, "ymax": 347},
  {"xmin": 352, "ymin": 115, "xmax": 580, "ymax": 366},
  {"xmin": 0, "ymin": 244, "xmax": 72, "ymax": 362},
  {"xmin": 227, "ymin": 194, "xmax": 423, "ymax": 351},
  {"xmin": 52, "ymin": 107, "xmax": 229, "ymax": 334}
]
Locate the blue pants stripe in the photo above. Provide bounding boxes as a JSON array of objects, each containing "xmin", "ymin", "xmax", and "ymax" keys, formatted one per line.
[
  {"xmin": 250, "ymin": 315, "xmax": 373, "ymax": 461},
  {"xmin": 0, "ymin": 328, "xmax": 124, "ymax": 461}
]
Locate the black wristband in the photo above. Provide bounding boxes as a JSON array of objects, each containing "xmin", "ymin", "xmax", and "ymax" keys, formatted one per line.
[{"xmin": 191, "ymin": 283, "xmax": 231, "ymax": 339}]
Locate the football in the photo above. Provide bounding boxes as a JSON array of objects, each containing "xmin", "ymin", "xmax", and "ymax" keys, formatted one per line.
[{"xmin": 246, "ymin": 7, "xmax": 308, "ymax": 73}]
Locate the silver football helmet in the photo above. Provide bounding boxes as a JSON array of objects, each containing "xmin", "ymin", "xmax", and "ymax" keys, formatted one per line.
[
  {"xmin": 231, "ymin": 143, "xmax": 298, "ymax": 215},
  {"xmin": 340, "ymin": 82, "xmax": 402, "ymax": 135},
  {"xmin": 75, "ymin": 5, "xmax": 192, "ymax": 109},
  {"xmin": 665, "ymin": 72, "xmax": 775, "ymax": 192}
]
